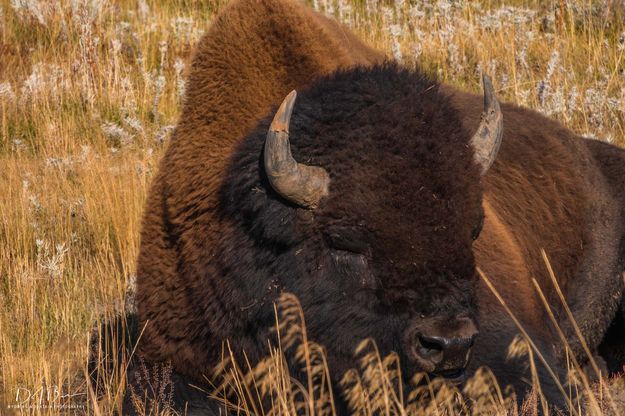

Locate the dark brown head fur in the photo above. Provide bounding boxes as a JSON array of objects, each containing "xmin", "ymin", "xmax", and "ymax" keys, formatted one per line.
[{"xmin": 218, "ymin": 63, "xmax": 484, "ymax": 375}]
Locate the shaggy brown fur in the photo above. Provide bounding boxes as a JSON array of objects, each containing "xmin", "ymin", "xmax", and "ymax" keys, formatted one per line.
[
  {"xmin": 131, "ymin": 0, "xmax": 625, "ymax": 413},
  {"xmin": 136, "ymin": 0, "xmax": 384, "ymax": 381},
  {"xmin": 448, "ymin": 88, "xmax": 625, "ymax": 394}
]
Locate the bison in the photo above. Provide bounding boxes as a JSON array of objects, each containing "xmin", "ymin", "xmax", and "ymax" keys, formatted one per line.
[{"xmin": 102, "ymin": 0, "xmax": 625, "ymax": 413}]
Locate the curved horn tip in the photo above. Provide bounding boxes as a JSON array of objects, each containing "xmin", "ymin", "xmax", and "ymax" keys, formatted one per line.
[
  {"xmin": 481, "ymin": 74, "xmax": 497, "ymax": 110},
  {"xmin": 264, "ymin": 90, "xmax": 330, "ymax": 209},
  {"xmin": 481, "ymin": 73, "xmax": 493, "ymax": 89},
  {"xmin": 271, "ymin": 90, "xmax": 298, "ymax": 132},
  {"xmin": 471, "ymin": 74, "xmax": 503, "ymax": 175}
]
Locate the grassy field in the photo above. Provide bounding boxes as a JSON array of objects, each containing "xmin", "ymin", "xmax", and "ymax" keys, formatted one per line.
[{"xmin": 1, "ymin": 0, "xmax": 624, "ymax": 414}]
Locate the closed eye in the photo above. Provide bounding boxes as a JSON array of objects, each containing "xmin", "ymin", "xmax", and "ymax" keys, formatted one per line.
[
  {"xmin": 330, "ymin": 249, "xmax": 377, "ymax": 289},
  {"xmin": 324, "ymin": 225, "xmax": 371, "ymax": 254}
]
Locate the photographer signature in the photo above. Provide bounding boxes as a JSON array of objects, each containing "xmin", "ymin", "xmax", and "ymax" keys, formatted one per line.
[{"xmin": 8, "ymin": 385, "xmax": 86, "ymax": 410}]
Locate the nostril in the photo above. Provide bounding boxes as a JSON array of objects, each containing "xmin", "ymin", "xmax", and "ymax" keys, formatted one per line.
[
  {"xmin": 407, "ymin": 317, "xmax": 478, "ymax": 374},
  {"xmin": 419, "ymin": 335, "xmax": 444, "ymax": 353},
  {"xmin": 416, "ymin": 335, "xmax": 445, "ymax": 364}
]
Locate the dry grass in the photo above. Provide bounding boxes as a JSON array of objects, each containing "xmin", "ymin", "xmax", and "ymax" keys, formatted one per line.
[{"xmin": 0, "ymin": 0, "xmax": 624, "ymax": 414}]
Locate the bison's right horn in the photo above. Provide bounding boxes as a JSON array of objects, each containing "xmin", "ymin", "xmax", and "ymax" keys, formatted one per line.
[
  {"xmin": 470, "ymin": 74, "xmax": 503, "ymax": 175},
  {"xmin": 264, "ymin": 90, "xmax": 330, "ymax": 209}
]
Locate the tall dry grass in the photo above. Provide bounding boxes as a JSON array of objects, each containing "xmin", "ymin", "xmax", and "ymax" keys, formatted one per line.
[{"xmin": 0, "ymin": 0, "xmax": 624, "ymax": 414}]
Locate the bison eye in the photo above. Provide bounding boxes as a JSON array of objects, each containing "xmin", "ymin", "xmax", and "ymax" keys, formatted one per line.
[
  {"xmin": 323, "ymin": 225, "xmax": 371, "ymax": 255},
  {"xmin": 329, "ymin": 249, "xmax": 376, "ymax": 289},
  {"xmin": 324, "ymin": 226, "xmax": 376, "ymax": 289},
  {"xmin": 471, "ymin": 213, "xmax": 485, "ymax": 241}
]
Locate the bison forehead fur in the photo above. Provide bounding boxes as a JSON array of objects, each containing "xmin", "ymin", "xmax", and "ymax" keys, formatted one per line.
[{"xmin": 220, "ymin": 64, "xmax": 482, "ymax": 314}]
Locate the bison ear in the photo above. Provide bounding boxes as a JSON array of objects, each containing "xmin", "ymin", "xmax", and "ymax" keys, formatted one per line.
[
  {"xmin": 264, "ymin": 91, "xmax": 330, "ymax": 209},
  {"xmin": 470, "ymin": 74, "xmax": 503, "ymax": 175}
]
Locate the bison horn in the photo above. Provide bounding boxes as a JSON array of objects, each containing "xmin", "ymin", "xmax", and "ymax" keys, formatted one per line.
[
  {"xmin": 471, "ymin": 74, "xmax": 503, "ymax": 175},
  {"xmin": 264, "ymin": 90, "xmax": 330, "ymax": 209}
]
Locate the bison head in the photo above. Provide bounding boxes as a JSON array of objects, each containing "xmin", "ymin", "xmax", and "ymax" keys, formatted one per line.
[{"xmin": 220, "ymin": 64, "xmax": 502, "ymax": 384}]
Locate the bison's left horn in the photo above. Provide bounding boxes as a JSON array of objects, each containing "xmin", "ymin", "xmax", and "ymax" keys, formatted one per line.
[
  {"xmin": 264, "ymin": 90, "xmax": 330, "ymax": 209},
  {"xmin": 470, "ymin": 74, "xmax": 503, "ymax": 175}
]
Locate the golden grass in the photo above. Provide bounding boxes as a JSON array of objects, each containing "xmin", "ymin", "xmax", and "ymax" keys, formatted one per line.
[{"xmin": 1, "ymin": 0, "xmax": 624, "ymax": 414}]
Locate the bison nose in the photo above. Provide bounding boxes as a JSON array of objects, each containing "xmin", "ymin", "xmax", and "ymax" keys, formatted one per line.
[
  {"xmin": 416, "ymin": 333, "xmax": 474, "ymax": 368},
  {"xmin": 406, "ymin": 316, "xmax": 478, "ymax": 383}
]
